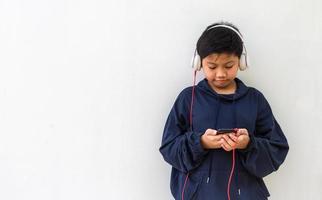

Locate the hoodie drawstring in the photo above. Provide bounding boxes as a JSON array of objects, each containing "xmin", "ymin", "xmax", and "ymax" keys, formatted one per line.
[
  {"xmin": 233, "ymin": 94, "xmax": 240, "ymax": 195},
  {"xmin": 207, "ymin": 99, "xmax": 221, "ymax": 183}
]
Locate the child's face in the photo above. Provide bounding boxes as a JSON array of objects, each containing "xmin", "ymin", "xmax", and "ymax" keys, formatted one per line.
[{"xmin": 202, "ymin": 52, "xmax": 239, "ymax": 92}]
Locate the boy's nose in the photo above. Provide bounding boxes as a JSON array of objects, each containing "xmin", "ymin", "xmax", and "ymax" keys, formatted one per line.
[{"xmin": 216, "ymin": 69, "xmax": 226, "ymax": 78}]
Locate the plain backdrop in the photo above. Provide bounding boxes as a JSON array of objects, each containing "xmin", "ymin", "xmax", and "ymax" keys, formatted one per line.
[{"xmin": 0, "ymin": 0, "xmax": 322, "ymax": 199}]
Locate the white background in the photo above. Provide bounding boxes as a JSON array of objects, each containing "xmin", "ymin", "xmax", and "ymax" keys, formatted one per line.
[{"xmin": 0, "ymin": 0, "xmax": 321, "ymax": 199}]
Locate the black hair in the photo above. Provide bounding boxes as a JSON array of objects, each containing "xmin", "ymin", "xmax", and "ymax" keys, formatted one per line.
[{"xmin": 196, "ymin": 21, "xmax": 243, "ymax": 61}]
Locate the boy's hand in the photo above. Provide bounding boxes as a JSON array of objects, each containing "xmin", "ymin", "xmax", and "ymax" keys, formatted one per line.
[
  {"xmin": 221, "ymin": 128, "xmax": 250, "ymax": 151},
  {"xmin": 235, "ymin": 128, "xmax": 250, "ymax": 149},
  {"xmin": 201, "ymin": 129, "xmax": 223, "ymax": 149}
]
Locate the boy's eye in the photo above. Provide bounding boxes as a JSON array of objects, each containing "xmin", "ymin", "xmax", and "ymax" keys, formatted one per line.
[
  {"xmin": 208, "ymin": 64, "xmax": 216, "ymax": 69},
  {"xmin": 225, "ymin": 63, "xmax": 235, "ymax": 68}
]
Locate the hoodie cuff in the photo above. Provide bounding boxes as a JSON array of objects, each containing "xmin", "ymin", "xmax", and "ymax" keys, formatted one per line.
[
  {"xmin": 187, "ymin": 131, "xmax": 208, "ymax": 155},
  {"xmin": 239, "ymin": 134, "xmax": 256, "ymax": 153}
]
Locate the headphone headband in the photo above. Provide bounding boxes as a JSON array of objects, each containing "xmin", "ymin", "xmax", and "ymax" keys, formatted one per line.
[
  {"xmin": 192, "ymin": 23, "xmax": 249, "ymax": 71},
  {"xmin": 206, "ymin": 24, "xmax": 244, "ymax": 43}
]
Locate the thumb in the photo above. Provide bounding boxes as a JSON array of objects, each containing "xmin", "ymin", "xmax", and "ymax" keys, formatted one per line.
[
  {"xmin": 206, "ymin": 129, "xmax": 217, "ymax": 135},
  {"xmin": 237, "ymin": 128, "xmax": 248, "ymax": 136}
]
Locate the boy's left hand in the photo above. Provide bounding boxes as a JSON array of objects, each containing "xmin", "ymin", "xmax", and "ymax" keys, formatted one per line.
[{"xmin": 220, "ymin": 128, "xmax": 250, "ymax": 151}]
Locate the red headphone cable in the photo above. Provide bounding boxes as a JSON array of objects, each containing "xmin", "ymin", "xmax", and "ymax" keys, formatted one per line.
[
  {"xmin": 227, "ymin": 148, "xmax": 236, "ymax": 200},
  {"xmin": 181, "ymin": 70, "xmax": 197, "ymax": 200}
]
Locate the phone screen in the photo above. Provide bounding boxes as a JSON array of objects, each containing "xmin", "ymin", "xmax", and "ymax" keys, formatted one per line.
[{"xmin": 217, "ymin": 128, "xmax": 237, "ymax": 134}]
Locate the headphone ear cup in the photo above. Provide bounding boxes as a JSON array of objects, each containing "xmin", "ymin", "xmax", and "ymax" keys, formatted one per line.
[
  {"xmin": 239, "ymin": 53, "xmax": 247, "ymax": 71},
  {"xmin": 193, "ymin": 54, "xmax": 202, "ymax": 71}
]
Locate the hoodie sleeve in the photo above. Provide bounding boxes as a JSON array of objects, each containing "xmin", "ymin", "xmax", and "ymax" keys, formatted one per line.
[
  {"xmin": 159, "ymin": 89, "xmax": 208, "ymax": 173},
  {"xmin": 239, "ymin": 91, "xmax": 289, "ymax": 178}
]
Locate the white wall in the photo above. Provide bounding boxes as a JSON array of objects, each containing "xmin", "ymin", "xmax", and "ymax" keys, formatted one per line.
[{"xmin": 0, "ymin": 0, "xmax": 321, "ymax": 199}]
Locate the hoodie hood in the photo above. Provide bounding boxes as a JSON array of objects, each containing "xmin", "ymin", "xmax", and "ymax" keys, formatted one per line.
[{"xmin": 197, "ymin": 77, "xmax": 249, "ymax": 101}]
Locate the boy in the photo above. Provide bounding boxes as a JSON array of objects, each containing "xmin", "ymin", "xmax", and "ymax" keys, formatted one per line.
[{"xmin": 159, "ymin": 22, "xmax": 289, "ymax": 200}]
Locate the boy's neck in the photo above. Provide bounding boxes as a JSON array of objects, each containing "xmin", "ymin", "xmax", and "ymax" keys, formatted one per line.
[{"xmin": 211, "ymin": 80, "xmax": 237, "ymax": 95}]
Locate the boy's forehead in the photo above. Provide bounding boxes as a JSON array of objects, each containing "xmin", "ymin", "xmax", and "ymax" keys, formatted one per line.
[{"xmin": 205, "ymin": 53, "xmax": 238, "ymax": 62}]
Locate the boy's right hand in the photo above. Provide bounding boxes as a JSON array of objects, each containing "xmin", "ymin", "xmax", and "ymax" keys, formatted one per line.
[{"xmin": 201, "ymin": 129, "xmax": 223, "ymax": 149}]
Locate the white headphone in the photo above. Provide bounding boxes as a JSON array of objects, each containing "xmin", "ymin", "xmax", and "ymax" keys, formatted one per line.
[{"xmin": 191, "ymin": 24, "xmax": 249, "ymax": 71}]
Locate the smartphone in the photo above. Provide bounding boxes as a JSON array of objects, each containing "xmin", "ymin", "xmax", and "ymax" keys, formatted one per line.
[{"xmin": 217, "ymin": 128, "xmax": 238, "ymax": 135}]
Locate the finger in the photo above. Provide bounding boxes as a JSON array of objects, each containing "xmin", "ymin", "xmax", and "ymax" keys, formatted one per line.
[
  {"xmin": 221, "ymin": 138, "xmax": 233, "ymax": 151},
  {"xmin": 221, "ymin": 144, "xmax": 229, "ymax": 151},
  {"xmin": 236, "ymin": 129, "xmax": 243, "ymax": 136},
  {"xmin": 213, "ymin": 135, "xmax": 224, "ymax": 141},
  {"xmin": 220, "ymin": 138, "xmax": 229, "ymax": 151},
  {"xmin": 206, "ymin": 129, "xmax": 217, "ymax": 136},
  {"xmin": 208, "ymin": 135, "xmax": 222, "ymax": 142},
  {"xmin": 236, "ymin": 128, "xmax": 248, "ymax": 136},
  {"xmin": 221, "ymin": 141, "xmax": 232, "ymax": 151},
  {"xmin": 228, "ymin": 133, "xmax": 238, "ymax": 142},
  {"xmin": 222, "ymin": 135, "xmax": 237, "ymax": 149}
]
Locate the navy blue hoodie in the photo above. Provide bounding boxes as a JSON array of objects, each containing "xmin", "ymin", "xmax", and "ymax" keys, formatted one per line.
[{"xmin": 160, "ymin": 78, "xmax": 289, "ymax": 200}]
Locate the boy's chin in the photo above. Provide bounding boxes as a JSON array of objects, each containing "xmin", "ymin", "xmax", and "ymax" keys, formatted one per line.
[
  {"xmin": 213, "ymin": 80, "xmax": 233, "ymax": 88},
  {"xmin": 214, "ymin": 84, "xmax": 230, "ymax": 89}
]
